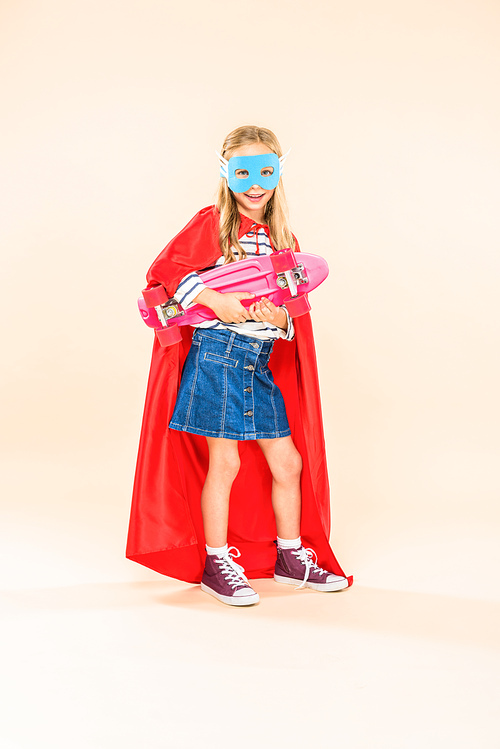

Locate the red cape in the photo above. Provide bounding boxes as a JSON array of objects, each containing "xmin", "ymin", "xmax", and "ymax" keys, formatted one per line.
[{"xmin": 126, "ymin": 206, "xmax": 353, "ymax": 586}]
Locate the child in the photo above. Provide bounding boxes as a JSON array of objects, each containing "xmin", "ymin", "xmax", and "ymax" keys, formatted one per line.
[{"xmin": 126, "ymin": 125, "xmax": 352, "ymax": 606}]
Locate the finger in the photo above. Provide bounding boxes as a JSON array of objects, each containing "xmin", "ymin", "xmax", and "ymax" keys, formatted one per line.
[
  {"xmin": 261, "ymin": 297, "xmax": 275, "ymax": 311},
  {"xmin": 235, "ymin": 292, "xmax": 255, "ymax": 300},
  {"xmin": 254, "ymin": 308, "xmax": 268, "ymax": 321},
  {"xmin": 265, "ymin": 305, "xmax": 276, "ymax": 319},
  {"xmin": 256, "ymin": 300, "xmax": 271, "ymax": 315},
  {"xmin": 248, "ymin": 305, "xmax": 262, "ymax": 320}
]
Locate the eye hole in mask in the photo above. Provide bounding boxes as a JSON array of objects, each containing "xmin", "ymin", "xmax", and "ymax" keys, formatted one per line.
[{"xmin": 235, "ymin": 166, "xmax": 274, "ymax": 181}]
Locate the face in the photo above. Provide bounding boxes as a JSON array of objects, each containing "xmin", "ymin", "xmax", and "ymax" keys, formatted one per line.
[{"xmin": 228, "ymin": 143, "xmax": 276, "ymax": 221}]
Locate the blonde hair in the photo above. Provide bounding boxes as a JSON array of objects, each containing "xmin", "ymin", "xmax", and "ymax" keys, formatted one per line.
[{"xmin": 215, "ymin": 125, "xmax": 295, "ymax": 262}]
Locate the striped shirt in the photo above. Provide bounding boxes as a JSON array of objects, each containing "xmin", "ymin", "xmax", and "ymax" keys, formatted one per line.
[{"xmin": 173, "ymin": 225, "xmax": 295, "ymax": 341}]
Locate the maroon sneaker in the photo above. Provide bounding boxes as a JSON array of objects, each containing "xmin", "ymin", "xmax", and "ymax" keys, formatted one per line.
[
  {"xmin": 201, "ymin": 546, "xmax": 259, "ymax": 606},
  {"xmin": 274, "ymin": 544, "xmax": 349, "ymax": 592}
]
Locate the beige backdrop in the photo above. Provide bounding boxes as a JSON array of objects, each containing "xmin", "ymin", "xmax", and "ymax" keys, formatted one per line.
[
  {"xmin": 2, "ymin": 2, "xmax": 500, "ymax": 748},
  {"xmin": 1, "ymin": 1, "xmax": 499, "ymax": 595}
]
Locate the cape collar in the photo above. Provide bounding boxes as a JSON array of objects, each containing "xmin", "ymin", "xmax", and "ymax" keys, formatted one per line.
[{"xmin": 237, "ymin": 211, "xmax": 270, "ymax": 237}]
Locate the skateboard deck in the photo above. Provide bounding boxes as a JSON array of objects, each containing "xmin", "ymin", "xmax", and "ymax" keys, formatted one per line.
[{"xmin": 138, "ymin": 248, "xmax": 329, "ymax": 346}]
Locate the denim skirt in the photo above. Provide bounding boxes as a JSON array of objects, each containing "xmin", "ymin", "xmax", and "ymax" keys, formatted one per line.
[{"xmin": 169, "ymin": 328, "xmax": 291, "ymax": 440}]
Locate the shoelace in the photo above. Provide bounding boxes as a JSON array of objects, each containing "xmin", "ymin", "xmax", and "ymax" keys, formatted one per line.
[
  {"xmin": 291, "ymin": 546, "xmax": 329, "ymax": 590},
  {"xmin": 215, "ymin": 546, "xmax": 250, "ymax": 590}
]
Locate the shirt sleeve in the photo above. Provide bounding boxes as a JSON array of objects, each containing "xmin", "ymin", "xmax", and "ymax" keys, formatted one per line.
[
  {"xmin": 279, "ymin": 305, "xmax": 295, "ymax": 341},
  {"xmin": 174, "ymin": 272, "xmax": 207, "ymax": 308}
]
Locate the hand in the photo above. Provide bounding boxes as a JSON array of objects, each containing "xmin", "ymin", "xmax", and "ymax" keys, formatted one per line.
[
  {"xmin": 248, "ymin": 297, "xmax": 287, "ymax": 330},
  {"xmin": 208, "ymin": 291, "xmax": 255, "ymax": 324}
]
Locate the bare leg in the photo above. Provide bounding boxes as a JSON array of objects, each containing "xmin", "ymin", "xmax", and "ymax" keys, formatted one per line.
[
  {"xmin": 201, "ymin": 437, "xmax": 241, "ymax": 547},
  {"xmin": 257, "ymin": 436, "xmax": 302, "ymax": 539}
]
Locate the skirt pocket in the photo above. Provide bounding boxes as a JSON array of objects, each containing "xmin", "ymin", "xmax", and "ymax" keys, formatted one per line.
[{"xmin": 204, "ymin": 352, "xmax": 239, "ymax": 368}]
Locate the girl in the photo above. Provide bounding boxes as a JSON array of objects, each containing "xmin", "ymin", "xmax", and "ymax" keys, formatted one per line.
[{"xmin": 127, "ymin": 125, "xmax": 352, "ymax": 606}]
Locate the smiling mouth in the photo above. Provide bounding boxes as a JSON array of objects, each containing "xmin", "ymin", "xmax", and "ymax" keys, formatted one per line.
[{"xmin": 245, "ymin": 193, "xmax": 264, "ymax": 201}]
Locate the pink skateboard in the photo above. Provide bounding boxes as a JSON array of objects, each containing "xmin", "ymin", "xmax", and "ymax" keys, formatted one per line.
[{"xmin": 138, "ymin": 248, "xmax": 329, "ymax": 346}]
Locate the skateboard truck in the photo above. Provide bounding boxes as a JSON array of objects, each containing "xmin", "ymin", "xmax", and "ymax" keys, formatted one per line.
[
  {"xmin": 276, "ymin": 262, "xmax": 308, "ymax": 293},
  {"xmin": 271, "ymin": 250, "xmax": 312, "ymax": 316},
  {"xmin": 156, "ymin": 298, "xmax": 185, "ymax": 325}
]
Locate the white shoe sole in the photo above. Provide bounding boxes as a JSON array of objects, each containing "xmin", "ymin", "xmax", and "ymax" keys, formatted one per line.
[
  {"xmin": 274, "ymin": 574, "xmax": 349, "ymax": 592},
  {"xmin": 201, "ymin": 582, "xmax": 260, "ymax": 606}
]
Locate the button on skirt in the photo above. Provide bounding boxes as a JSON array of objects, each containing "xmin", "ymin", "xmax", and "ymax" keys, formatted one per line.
[{"xmin": 169, "ymin": 328, "xmax": 291, "ymax": 440}]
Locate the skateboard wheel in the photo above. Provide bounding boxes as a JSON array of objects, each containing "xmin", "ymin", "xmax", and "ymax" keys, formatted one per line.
[
  {"xmin": 142, "ymin": 285, "xmax": 168, "ymax": 308},
  {"xmin": 271, "ymin": 249, "xmax": 296, "ymax": 273},
  {"xmin": 156, "ymin": 324, "xmax": 182, "ymax": 346},
  {"xmin": 284, "ymin": 294, "xmax": 311, "ymax": 317}
]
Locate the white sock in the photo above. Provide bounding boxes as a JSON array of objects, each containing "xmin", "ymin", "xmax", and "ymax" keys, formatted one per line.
[
  {"xmin": 206, "ymin": 543, "xmax": 229, "ymax": 557},
  {"xmin": 277, "ymin": 536, "xmax": 302, "ymax": 550}
]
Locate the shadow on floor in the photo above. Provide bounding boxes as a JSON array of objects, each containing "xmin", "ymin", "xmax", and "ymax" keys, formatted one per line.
[{"xmin": 3, "ymin": 578, "xmax": 499, "ymax": 651}]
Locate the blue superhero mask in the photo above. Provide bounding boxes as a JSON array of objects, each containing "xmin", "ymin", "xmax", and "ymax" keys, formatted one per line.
[{"xmin": 216, "ymin": 149, "xmax": 291, "ymax": 193}]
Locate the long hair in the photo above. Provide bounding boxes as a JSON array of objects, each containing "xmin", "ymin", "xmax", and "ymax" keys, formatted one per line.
[{"xmin": 215, "ymin": 125, "xmax": 295, "ymax": 262}]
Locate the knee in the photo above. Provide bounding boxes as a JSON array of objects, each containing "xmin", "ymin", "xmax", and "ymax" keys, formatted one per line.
[
  {"xmin": 209, "ymin": 450, "xmax": 241, "ymax": 483},
  {"xmin": 274, "ymin": 448, "xmax": 302, "ymax": 484},
  {"xmin": 289, "ymin": 450, "xmax": 303, "ymax": 480}
]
